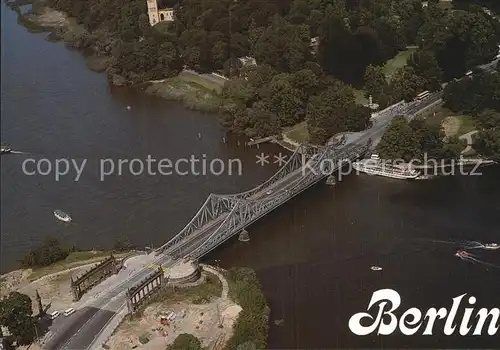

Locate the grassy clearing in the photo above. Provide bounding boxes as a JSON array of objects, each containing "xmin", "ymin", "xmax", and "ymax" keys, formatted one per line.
[
  {"xmin": 353, "ymin": 88, "xmax": 369, "ymax": 105},
  {"xmin": 145, "ymin": 74, "xmax": 225, "ymax": 112},
  {"xmin": 157, "ymin": 272, "xmax": 222, "ymax": 304},
  {"xmin": 178, "ymin": 71, "xmax": 225, "ymax": 94},
  {"xmin": 29, "ymin": 251, "xmax": 130, "ymax": 281},
  {"xmin": 455, "ymin": 115, "xmax": 476, "ymax": 135},
  {"xmin": 383, "ymin": 48, "xmax": 417, "ymax": 79},
  {"xmin": 422, "ymin": 107, "xmax": 476, "ymax": 136},
  {"xmin": 284, "ymin": 121, "xmax": 309, "ymax": 144}
]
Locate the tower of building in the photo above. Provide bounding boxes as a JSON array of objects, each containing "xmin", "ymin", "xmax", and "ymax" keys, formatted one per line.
[{"xmin": 147, "ymin": 0, "xmax": 160, "ymax": 26}]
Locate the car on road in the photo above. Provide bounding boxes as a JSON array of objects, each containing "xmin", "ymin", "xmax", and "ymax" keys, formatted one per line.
[
  {"xmin": 64, "ymin": 308, "xmax": 75, "ymax": 316},
  {"xmin": 266, "ymin": 189, "xmax": 273, "ymax": 195},
  {"xmin": 50, "ymin": 311, "xmax": 60, "ymax": 320}
]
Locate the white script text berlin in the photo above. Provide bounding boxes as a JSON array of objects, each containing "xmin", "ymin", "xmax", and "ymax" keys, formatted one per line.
[{"xmin": 349, "ymin": 289, "xmax": 499, "ymax": 336}]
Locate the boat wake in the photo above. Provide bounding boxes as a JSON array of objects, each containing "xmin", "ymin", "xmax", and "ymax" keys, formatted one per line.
[
  {"xmin": 456, "ymin": 252, "xmax": 500, "ymax": 269},
  {"xmin": 416, "ymin": 238, "xmax": 496, "ymax": 250}
]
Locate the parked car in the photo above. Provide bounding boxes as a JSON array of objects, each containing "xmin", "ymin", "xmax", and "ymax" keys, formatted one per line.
[
  {"xmin": 64, "ymin": 308, "xmax": 75, "ymax": 316},
  {"xmin": 50, "ymin": 311, "xmax": 60, "ymax": 320}
]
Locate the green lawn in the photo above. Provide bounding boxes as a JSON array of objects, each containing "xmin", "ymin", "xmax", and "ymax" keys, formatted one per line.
[
  {"xmin": 29, "ymin": 251, "xmax": 131, "ymax": 281},
  {"xmin": 383, "ymin": 48, "xmax": 417, "ymax": 80},
  {"xmin": 353, "ymin": 88, "xmax": 369, "ymax": 105},
  {"xmin": 284, "ymin": 121, "xmax": 309, "ymax": 144},
  {"xmin": 178, "ymin": 70, "xmax": 225, "ymax": 94},
  {"xmin": 421, "ymin": 107, "xmax": 477, "ymax": 136}
]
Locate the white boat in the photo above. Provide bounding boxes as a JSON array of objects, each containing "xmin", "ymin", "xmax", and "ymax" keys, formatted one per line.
[
  {"xmin": 483, "ymin": 243, "xmax": 499, "ymax": 250},
  {"xmin": 370, "ymin": 266, "xmax": 383, "ymax": 271},
  {"xmin": 54, "ymin": 209, "xmax": 72, "ymax": 222},
  {"xmin": 1, "ymin": 146, "xmax": 12, "ymax": 154},
  {"xmin": 353, "ymin": 154, "xmax": 421, "ymax": 180}
]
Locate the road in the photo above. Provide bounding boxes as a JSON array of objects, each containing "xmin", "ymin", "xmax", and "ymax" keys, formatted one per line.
[{"xmin": 42, "ymin": 57, "xmax": 499, "ymax": 349}]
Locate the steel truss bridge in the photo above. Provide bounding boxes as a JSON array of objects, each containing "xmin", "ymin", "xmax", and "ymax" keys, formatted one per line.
[
  {"xmin": 155, "ymin": 140, "xmax": 372, "ymax": 260},
  {"xmin": 154, "ymin": 57, "xmax": 500, "ymax": 262}
]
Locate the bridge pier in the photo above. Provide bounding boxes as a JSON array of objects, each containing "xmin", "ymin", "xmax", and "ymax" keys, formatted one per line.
[
  {"xmin": 326, "ymin": 175, "xmax": 336, "ymax": 186},
  {"xmin": 238, "ymin": 229, "xmax": 250, "ymax": 242}
]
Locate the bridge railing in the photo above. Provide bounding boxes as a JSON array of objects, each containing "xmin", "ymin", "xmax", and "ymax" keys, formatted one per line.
[
  {"xmin": 186, "ymin": 141, "xmax": 372, "ymax": 259},
  {"xmin": 222, "ymin": 144, "xmax": 310, "ymax": 200},
  {"xmin": 155, "ymin": 194, "xmax": 239, "ymax": 253}
]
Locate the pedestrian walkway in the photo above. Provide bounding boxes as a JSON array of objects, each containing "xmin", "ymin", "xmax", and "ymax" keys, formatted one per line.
[
  {"xmin": 459, "ymin": 130, "xmax": 478, "ymax": 154},
  {"xmin": 201, "ymin": 264, "xmax": 228, "ymax": 299}
]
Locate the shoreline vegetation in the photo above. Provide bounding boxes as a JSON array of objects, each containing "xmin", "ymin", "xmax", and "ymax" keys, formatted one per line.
[
  {"xmin": 0, "ymin": 236, "xmax": 135, "ymax": 293},
  {"xmin": 8, "ymin": 0, "xmax": 225, "ymax": 112},
  {"xmin": 7, "ymin": 0, "xmax": 500, "ymax": 150}
]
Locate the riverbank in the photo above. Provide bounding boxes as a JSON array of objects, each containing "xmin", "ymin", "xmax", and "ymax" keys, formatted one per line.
[
  {"xmin": 0, "ymin": 250, "xmax": 132, "ymax": 296},
  {"xmin": 104, "ymin": 266, "xmax": 268, "ymax": 349},
  {"xmin": 10, "ymin": 0, "xmax": 225, "ymax": 113},
  {"xmin": 143, "ymin": 71, "xmax": 226, "ymax": 113}
]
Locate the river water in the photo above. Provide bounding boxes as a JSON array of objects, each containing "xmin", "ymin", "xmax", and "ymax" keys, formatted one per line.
[{"xmin": 2, "ymin": 4, "xmax": 500, "ymax": 349}]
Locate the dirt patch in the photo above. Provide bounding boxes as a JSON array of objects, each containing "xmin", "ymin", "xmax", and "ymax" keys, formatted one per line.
[
  {"xmin": 27, "ymin": 7, "xmax": 68, "ymax": 27},
  {"xmin": 107, "ymin": 300, "xmax": 241, "ymax": 349},
  {"xmin": 442, "ymin": 116, "xmax": 461, "ymax": 137},
  {"xmin": 1, "ymin": 263, "xmax": 100, "ymax": 314},
  {"xmin": 0, "ymin": 269, "xmax": 33, "ymax": 297},
  {"xmin": 107, "ymin": 270, "xmax": 241, "ymax": 349}
]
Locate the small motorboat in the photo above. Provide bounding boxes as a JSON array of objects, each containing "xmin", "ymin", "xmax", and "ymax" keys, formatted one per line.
[
  {"xmin": 1, "ymin": 146, "xmax": 12, "ymax": 154},
  {"xmin": 455, "ymin": 250, "xmax": 471, "ymax": 258},
  {"xmin": 483, "ymin": 243, "xmax": 499, "ymax": 250},
  {"xmin": 54, "ymin": 209, "xmax": 72, "ymax": 222},
  {"xmin": 370, "ymin": 266, "xmax": 383, "ymax": 271}
]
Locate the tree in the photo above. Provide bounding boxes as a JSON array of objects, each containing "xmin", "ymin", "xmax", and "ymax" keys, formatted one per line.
[
  {"xmin": 0, "ymin": 292, "xmax": 37, "ymax": 346},
  {"xmin": 364, "ymin": 65, "xmax": 387, "ymax": 100},
  {"xmin": 476, "ymin": 109, "xmax": 500, "ymax": 129},
  {"xmin": 418, "ymin": 8, "xmax": 499, "ymax": 80},
  {"xmin": 441, "ymin": 136, "xmax": 463, "ymax": 160},
  {"xmin": 390, "ymin": 66, "xmax": 426, "ymax": 102},
  {"xmin": 476, "ymin": 128, "xmax": 500, "ymax": 161},
  {"xmin": 19, "ymin": 237, "xmax": 69, "ymax": 268},
  {"xmin": 167, "ymin": 333, "xmax": 202, "ymax": 350},
  {"xmin": 410, "ymin": 119, "xmax": 446, "ymax": 158},
  {"xmin": 394, "ymin": 0, "xmax": 425, "ymax": 44},
  {"xmin": 253, "ymin": 16, "xmax": 311, "ymax": 72},
  {"xmin": 306, "ymin": 80, "xmax": 359, "ymax": 144},
  {"xmin": 408, "ymin": 50, "xmax": 443, "ymax": 91},
  {"xmin": 377, "ymin": 116, "xmax": 420, "ymax": 161},
  {"xmin": 246, "ymin": 103, "xmax": 281, "ymax": 137},
  {"xmin": 263, "ymin": 75, "xmax": 304, "ymax": 126}
]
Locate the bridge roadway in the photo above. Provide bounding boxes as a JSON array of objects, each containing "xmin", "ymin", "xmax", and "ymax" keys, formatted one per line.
[
  {"xmin": 43, "ymin": 104, "xmax": 395, "ymax": 350},
  {"xmin": 43, "ymin": 59, "xmax": 498, "ymax": 349}
]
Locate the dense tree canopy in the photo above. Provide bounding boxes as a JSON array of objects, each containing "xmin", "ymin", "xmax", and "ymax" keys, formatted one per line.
[
  {"xmin": 19, "ymin": 237, "xmax": 71, "ymax": 268},
  {"xmin": 0, "ymin": 292, "xmax": 37, "ymax": 346},
  {"xmin": 44, "ymin": 0, "xmax": 500, "ymax": 143},
  {"xmin": 377, "ymin": 116, "xmax": 462, "ymax": 161}
]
